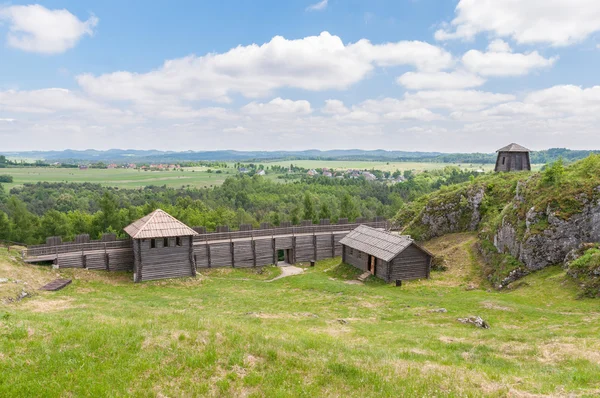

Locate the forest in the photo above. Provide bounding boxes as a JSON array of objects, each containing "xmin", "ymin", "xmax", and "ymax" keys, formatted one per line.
[{"xmin": 0, "ymin": 166, "xmax": 479, "ymax": 244}]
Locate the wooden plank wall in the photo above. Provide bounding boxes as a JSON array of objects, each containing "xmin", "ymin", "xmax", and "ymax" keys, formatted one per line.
[
  {"xmin": 389, "ymin": 245, "xmax": 430, "ymax": 282},
  {"xmin": 137, "ymin": 238, "xmax": 191, "ymax": 281},
  {"xmin": 189, "ymin": 231, "xmax": 349, "ymax": 269}
]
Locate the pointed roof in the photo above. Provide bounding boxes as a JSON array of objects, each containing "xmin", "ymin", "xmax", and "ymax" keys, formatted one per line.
[
  {"xmin": 496, "ymin": 143, "xmax": 530, "ymax": 153},
  {"xmin": 124, "ymin": 209, "xmax": 198, "ymax": 239},
  {"xmin": 339, "ymin": 225, "xmax": 431, "ymax": 262}
]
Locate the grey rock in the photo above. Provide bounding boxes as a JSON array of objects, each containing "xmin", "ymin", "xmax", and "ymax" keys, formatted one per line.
[
  {"xmin": 494, "ymin": 187, "xmax": 600, "ymax": 273},
  {"xmin": 457, "ymin": 316, "xmax": 490, "ymax": 329}
]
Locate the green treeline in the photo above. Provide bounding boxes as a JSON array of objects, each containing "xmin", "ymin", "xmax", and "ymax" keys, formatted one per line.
[{"xmin": 0, "ymin": 167, "xmax": 480, "ymax": 244}]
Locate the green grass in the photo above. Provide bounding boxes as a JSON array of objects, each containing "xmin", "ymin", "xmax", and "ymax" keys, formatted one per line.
[
  {"xmin": 1, "ymin": 235, "xmax": 600, "ymax": 397},
  {"xmin": 2, "ymin": 167, "xmax": 232, "ymax": 191},
  {"xmin": 264, "ymin": 160, "xmax": 501, "ymax": 173}
]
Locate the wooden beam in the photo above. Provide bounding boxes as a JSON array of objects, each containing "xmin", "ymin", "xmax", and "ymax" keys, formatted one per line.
[{"xmin": 230, "ymin": 240, "xmax": 235, "ymax": 268}]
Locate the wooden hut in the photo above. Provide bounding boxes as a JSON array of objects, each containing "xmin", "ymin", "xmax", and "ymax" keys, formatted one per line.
[
  {"xmin": 495, "ymin": 143, "xmax": 531, "ymax": 172},
  {"xmin": 124, "ymin": 209, "xmax": 199, "ymax": 282},
  {"xmin": 340, "ymin": 225, "xmax": 432, "ymax": 282}
]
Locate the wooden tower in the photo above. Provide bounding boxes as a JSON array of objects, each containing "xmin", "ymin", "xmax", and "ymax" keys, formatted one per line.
[
  {"xmin": 495, "ymin": 143, "xmax": 531, "ymax": 172},
  {"xmin": 124, "ymin": 209, "xmax": 198, "ymax": 282}
]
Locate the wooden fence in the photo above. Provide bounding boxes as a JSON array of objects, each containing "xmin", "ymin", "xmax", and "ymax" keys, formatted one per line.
[{"xmin": 22, "ymin": 219, "xmax": 389, "ymax": 273}]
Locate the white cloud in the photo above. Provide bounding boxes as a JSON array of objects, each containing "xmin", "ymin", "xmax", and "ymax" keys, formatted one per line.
[
  {"xmin": 242, "ymin": 98, "xmax": 312, "ymax": 115},
  {"xmin": 306, "ymin": 0, "xmax": 328, "ymax": 12},
  {"xmin": 322, "ymin": 99, "xmax": 349, "ymax": 114},
  {"xmin": 383, "ymin": 108, "xmax": 442, "ymax": 121},
  {"xmin": 487, "ymin": 39, "xmax": 512, "ymax": 53},
  {"xmin": 0, "ymin": 88, "xmax": 106, "ymax": 114},
  {"xmin": 223, "ymin": 126, "xmax": 248, "ymax": 133},
  {"xmin": 0, "ymin": 5, "xmax": 98, "ymax": 54},
  {"xmin": 462, "ymin": 42, "xmax": 558, "ymax": 77},
  {"xmin": 402, "ymin": 90, "xmax": 515, "ymax": 111},
  {"xmin": 397, "ymin": 70, "xmax": 485, "ymax": 90},
  {"xmin": 435, "ymin": 0, "xmax": 600, "ymax": 47},
  {"xmin": 0, "ymin": 118, "xmax": 15, "ymax": 122},
  {"xmin": 76, "ymin": 32, "xmax": 453, "ymax": 106}
]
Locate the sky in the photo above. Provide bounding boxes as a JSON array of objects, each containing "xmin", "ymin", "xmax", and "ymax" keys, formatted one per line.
[{"xmin": 1, "ymin": 0, "xmax": 600, "ymax": 153}]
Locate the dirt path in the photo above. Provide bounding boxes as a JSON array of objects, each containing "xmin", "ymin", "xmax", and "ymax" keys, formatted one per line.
[{"xmin": 268, "ymin": 265, "xmax": 304, "ymax": 282}]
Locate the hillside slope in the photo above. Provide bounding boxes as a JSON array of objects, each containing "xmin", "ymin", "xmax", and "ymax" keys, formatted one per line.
[
  {"xmin": 394, "ymin": 155, "xmax": 600, "ymax": 294},
  {"xmin": 2, "ymin": 238, "xmax": 600, "ymax": 396}
]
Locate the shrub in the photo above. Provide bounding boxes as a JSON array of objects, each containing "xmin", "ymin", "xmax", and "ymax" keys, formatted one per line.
[
  {"xmin": 0, "ymin": 175, "xmax": 13, "ymax": 183},
  {"xmin": 541, "ymin": 158, "xmax": 564, "ymax": 186}
]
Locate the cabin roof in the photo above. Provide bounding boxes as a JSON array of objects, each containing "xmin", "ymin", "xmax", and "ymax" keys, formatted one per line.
[
  {"xmin": 496, "ymin": 143, "xmax": 530, "ymax": 153},
  {"xmin": 339, "ymin": 225, "xmax": 430, "ymax": 262},
  {"xmin": 124, "ymin": 209, "xmax": 199, "ymax": 239}
]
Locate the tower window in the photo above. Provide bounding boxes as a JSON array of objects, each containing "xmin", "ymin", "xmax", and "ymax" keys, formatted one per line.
[
  {"xmin": 150, "ymin": 239, "xmax": 156, "ymax": 249},
  {"xmin": 164, "ymin": 238, "xmax": 169, "ymax": 247},
  {"xmin": 502, "ymin": 157, "xmax": 506, "ymax": 165},
  {"xmin": 176, "ymin": 237, "xmax": 182, "ymax": 246}
]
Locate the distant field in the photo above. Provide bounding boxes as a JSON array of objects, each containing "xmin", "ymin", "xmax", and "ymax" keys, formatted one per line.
[
  {"xmin": 1, "ymin": 167, "xmax": 232, "ymax": 191},
  {"xmin": 264, "ymin": 160, "xmax": 497, "ymax": 172},
  {"xmin": 0, "ymin": 161, "xmax": 543, "ymax": 191}
]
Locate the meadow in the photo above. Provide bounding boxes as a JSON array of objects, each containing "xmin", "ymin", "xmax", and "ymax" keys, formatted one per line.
[
  {"xmin": 265, "ymin": 160, "xmax": 498, "ymax": 172},
  {"xmin": 1, "ymin": 233, "xmax": 599, "ymax": 397},
  {"xmin": 1, "ymin": 161, "xmax": 501, "ymax": 191},
  {"xmin": 1, "ymin": 167, "xmax": 230, "ymax": 191}
]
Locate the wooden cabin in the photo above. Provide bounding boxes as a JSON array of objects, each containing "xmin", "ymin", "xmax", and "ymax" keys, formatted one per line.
[
  {"xmin": 340, "ymin": 225, "xmax": 432, "ymax": 282},
  {"xmin": 495, "ymin": 143, "xmax": 531, "ymax": 172},
  {"xmin": 124, "ymin": 209, "xmax": 198, "ymax": 282}
]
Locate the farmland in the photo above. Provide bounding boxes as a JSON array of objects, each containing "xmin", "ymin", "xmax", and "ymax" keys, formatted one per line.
[
  {"xmin": 1, "ymin": 161, "xmax": 503, "ymax": 191},
  {"xmin": 1, "ymin": 233, "xmax": 599, "ymax": 396},
  {"xmin": 1, "ymin": 167, "xmax": 231, "ymax": 191}
]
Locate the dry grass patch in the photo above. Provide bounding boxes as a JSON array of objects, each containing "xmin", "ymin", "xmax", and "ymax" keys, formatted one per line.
[{"xmin": 20, "ymin": 297, "xmax": 78, "ymax": 313}]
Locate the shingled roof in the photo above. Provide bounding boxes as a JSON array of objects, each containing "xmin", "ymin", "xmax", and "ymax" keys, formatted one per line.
[
  {"xmin": 496, "ymin": 143, "xmax": 530, "ymax": 153},
  {"xmin": 124, "ymin": 209, "xmax": 198, "ymax": 239},
  {"xmin": 339, "ymin": 225, "xmax": 429, "ymax": 262}
]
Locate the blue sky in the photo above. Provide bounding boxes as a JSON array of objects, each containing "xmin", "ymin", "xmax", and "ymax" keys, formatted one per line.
[{"xmin": 1, "ymin": 0, "xmax": 600, "ymax": 152}]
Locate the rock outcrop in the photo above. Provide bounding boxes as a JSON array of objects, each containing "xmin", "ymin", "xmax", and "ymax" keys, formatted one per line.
[
  {"xmin": 493, "ymin": 187, "xmax": 600, "ymax": 271},
  {"xmin": 400, "ymin": 185, "xmax": 485, "ymax": 240}
]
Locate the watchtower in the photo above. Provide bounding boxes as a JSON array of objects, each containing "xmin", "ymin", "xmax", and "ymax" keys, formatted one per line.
[{"xmin": 495, "ymin": 143, "xmax": 531, "ymax": 172}]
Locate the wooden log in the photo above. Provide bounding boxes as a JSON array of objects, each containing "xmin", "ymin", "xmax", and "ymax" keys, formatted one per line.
[{"xmin": 230, "ymin": 240, "xmax": 235, "ymax": 268}]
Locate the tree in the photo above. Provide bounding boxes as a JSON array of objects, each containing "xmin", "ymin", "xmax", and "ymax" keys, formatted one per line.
[
  {"xmin": 6, "ymin": 197, "xmax": 38, "ymax": 244},
  {"xmin": 302, "ymin": 192, "xmax": 315, "ymax": 222},
  {"xmin": 0, "ymin": 211, "xmax": 10, "ymax": 240},
  {"xmin": 340, "ymin": 194, "xmax": 359, "ymax": 222},
  {"xmin": 290, "ymin": 206, "xmax": 300, "ymax": 225},
  {"xmin": 98, "ymin": 191, "xmax": 120, "ymax": 233},
  {"xmin": 39, "ymin": 210, "xmax": 72, "ymax": 240},
  {"xmin": 319, "ymin": 202, "xmax": 331, "ymax": 221}
]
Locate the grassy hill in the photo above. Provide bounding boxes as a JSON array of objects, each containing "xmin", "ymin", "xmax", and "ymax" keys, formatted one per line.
[
  {"xmin": 394, "ymin": 155, "xmax": 600, "ymax": 292},
  {"xmin": 2, "ymin": 236, "xmax": 600, "ymax": 397}
]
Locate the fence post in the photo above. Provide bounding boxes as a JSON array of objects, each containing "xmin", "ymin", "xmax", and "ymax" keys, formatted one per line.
[
  {"xmin": 313, "ymin": 232, "xmax": 317, "ymax": 263},
  {"xmin": 230, "ymin": 239, "xmax": 235, "ymax": 268},
  {"xmin": 331, "ymin": 232, "xmax": 335, "ymax": 258},
  {"xmin": 252, "ymin": 239, "xmax": 256, "ymax": 267}
]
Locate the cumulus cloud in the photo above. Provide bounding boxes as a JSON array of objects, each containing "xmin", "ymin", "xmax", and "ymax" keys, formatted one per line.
[
  {"xmin": 306, "ymin": 0, "xmax": 328, "ymax": 12},
  {"xmin": 397, "ymin": 70, "xmax": 485, "ymax": 90},
  {"xmin": 242, "ymin": 98, "xmax": 312, "ymax": 115},
  {"xmin": 435, "ymin": 0, "xmax": 600, "ymax": 47},
  {"xmin": 0, "ymin": 4, "xmax": 98, "ymax": 54},
  {"xmin": 322, "ymin": 99, "xmax": 349, "ymax": 114},
  {"xmin": 76, "ymin": 32, "xmax": 453, "ymax": 106},
  {"xmin": 0, "ymin": 88, "xmax": 106, "ymax": 114},
  {"xmin": 462, "ymin": 42, "xmax": 558, "ymax": 77}
]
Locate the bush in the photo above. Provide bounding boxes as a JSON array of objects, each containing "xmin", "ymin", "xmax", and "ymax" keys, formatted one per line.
[
  {"xmin": 541, "ymin": 158, "xmax": 564, "ymax": 186},
  {"xmin": 566, "ymin": 247, "xmax": 600, "ymax": 298},
  {"xmin": 0, "ymin": 175, "xmax": 13, "ymax": 183}
]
